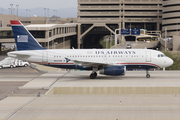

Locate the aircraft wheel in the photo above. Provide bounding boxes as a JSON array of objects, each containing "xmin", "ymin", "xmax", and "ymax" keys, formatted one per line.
[
  {"xmin": 0, "ymin": 66, "xmax": 3, "ymax": 69},
  {"xmin": 90, "ymin": 72, "xmax": 97, "ymax": 79},
  {"xmin": 146, "ymin": 74, "xmax": 150, "ymax": 78}
]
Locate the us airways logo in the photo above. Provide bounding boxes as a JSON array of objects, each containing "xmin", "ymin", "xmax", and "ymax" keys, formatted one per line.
[
  {"xmin": 95, "ymin": 51, "xmax": 136, "ymax": 55},
  {"xmin": 17, "ymin": 35, "xmax": 28, "ymax": 42},
  {"xmin": 65, "ymin": 58, "xmax": 71, "ymax": 63}
]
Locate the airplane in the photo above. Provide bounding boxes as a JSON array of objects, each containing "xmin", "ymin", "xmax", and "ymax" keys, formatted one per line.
[{"xmin": 8, "ymin": 20, "xmax": 173, "ymax": 79}]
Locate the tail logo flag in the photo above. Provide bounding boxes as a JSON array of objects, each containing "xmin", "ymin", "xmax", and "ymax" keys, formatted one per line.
[
  {"xmin": 17, "ymin": 35, "xmax": 28, "ymax": 42},
  {"xmin": 10, "ymin": 20, "xmax": 46, "ymax": 51}
]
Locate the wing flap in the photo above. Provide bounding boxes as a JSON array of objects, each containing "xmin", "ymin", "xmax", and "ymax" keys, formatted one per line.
[{"xmin": 67, "ymin": 58, "xmax": 125, "ymax": 68}]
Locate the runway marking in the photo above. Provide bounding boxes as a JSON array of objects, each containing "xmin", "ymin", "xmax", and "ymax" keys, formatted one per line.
[
  {"xmin": 1, "ymin": 104, "xmax": 178, "ymax": 106},
  {"xmin": 1, "ymin": 109, "xmax": 180, "ymax": 112},
  {"xmin": 4, "ymin": 97, "xmax": 38, "ymax": 120},
  {"xmin": 2, "ymin": 118, "xmax": 180, "ymax": 120}
]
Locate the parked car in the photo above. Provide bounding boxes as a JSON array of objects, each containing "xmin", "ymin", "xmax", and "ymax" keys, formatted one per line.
[
  {"xmin": 0, "ymin": 57, "xmax": 29, "ymax": 69},
  {"xmin": 126, "ymin": 44, "xmax": 132, "ymax": 49},
  {"xmin": 0, "ymin": 57, "xmax": 16, "ymax": 69}
]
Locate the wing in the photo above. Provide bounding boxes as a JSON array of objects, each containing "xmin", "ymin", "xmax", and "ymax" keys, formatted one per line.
[{"xmin": 66, "ymin": 58, "xmax": 125, "ymax": 68}]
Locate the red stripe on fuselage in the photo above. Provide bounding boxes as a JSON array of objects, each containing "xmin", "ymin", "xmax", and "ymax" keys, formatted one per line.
[
  {"xmin": 10, "ymin": 20, "xmax": 22, "ymax": 25},
  {"xmin": 33, "ymin": 62, "xmax": 74, "ymax": 65},
  {"xmin": 32, "ymin": 62, "xmax": 160, "ymax": 68}
]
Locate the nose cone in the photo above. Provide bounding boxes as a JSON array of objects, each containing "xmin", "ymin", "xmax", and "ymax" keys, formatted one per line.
[{"xmin": 167, "ymin": 58, "xmax": 174, "ymax": 67}]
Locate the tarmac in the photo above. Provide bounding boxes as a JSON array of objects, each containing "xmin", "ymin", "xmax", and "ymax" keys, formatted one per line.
[{"xmin": 0, "ymin": 65, "xmax": 180, "ymax": 120}]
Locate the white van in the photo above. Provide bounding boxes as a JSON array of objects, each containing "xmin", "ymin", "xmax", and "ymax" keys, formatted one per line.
[
  {"xmin": 0, "ymin": 57, "xmax": 29, "ymax": 69},
  {"xmin": 0, "ymin": 57, "xmax": 16, "ymax": 69}
]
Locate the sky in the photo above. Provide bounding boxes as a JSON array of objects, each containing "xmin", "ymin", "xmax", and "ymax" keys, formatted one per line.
[{"xmin": 0, "ymin": 0, "xmax": 78, "ymax": 9}]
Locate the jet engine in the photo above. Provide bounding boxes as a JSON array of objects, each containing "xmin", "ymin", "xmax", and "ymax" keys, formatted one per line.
[{"xmin": 99, "ymin": 66, "xmax": 126, "ymax": 76}]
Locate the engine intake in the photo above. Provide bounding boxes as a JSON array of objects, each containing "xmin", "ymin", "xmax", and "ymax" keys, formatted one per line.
[{"xmin": 99, "ymin": 66, "xmax": 126, "ymax": 76}]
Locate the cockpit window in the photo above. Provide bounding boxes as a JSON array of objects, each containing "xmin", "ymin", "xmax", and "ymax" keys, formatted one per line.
[{"xmin": 158, "ymin": 54, "xmax": 166, "ymax": 57}]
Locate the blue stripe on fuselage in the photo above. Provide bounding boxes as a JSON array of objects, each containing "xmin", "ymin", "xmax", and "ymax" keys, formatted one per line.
[{"xmin": 41, "ymin": 64, "xmax": 158, "ymax": 70}]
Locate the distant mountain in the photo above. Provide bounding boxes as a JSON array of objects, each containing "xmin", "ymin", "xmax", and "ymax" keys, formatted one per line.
[{"xmin": 0, "ymin": 7, "xmax": 77, "ymax": 18}]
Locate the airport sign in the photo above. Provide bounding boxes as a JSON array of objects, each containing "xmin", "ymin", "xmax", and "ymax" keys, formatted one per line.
[
  {"xmin": 131, "ymin": 29, "xmax": 140, "ymax": 35},
  {"xmin": 121, "ymin": 29, "xmax": 130, "ymax": 35}
]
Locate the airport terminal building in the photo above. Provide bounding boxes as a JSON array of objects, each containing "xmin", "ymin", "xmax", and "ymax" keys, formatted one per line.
[
  {"xmin": 0, "ymin": 15, "xmax": 77, "ymax": 54},
  {"xmin": 77, "ymin": 0, "xmax": 180, "ymax": 50}
]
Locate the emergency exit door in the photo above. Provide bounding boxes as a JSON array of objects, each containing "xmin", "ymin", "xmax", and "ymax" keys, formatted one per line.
[
  {"xmin": 42, "ymin": 51, "xmax": 48, "ymax": 62},
  {"xmin": 146, "ymin": 51, "xmax": 151, "ymax": 62}
]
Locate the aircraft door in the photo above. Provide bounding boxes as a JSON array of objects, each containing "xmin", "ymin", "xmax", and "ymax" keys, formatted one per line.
[
  {"xmin": 104, "ymin": 53, "xmax": 107, "ymax": 60},
  {"xmin": 42, "ymin": 51, "xmax": 48, "ymax": 62},
  {"xmin": 146, "ymin": 51, "xmax": 151, "ymax": 62}
]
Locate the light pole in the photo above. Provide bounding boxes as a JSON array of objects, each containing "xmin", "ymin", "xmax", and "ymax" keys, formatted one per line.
[
  {"xmin": 26, "ymin": 9, "xmax": 28, "ymax": 17},
  {"xmin": 16, "ymin": 5, "xmax": 19, "ymax": 16},
  {"xmin": 10, "ymin": 4, "xmax": 13, "ymax": 15},
  {"xmin": 165, "ymin": 27, "xmax": 167, "ymax": 51},
  {"xmin": 13, "ymin": 8, "xmax": 15, "ymax": 15},
  {"xmin": 47, "ymin": 8, "xmax": 49, "ymax": 18},
  {"xmin": 29, "ymin": 10, "xmax": 31, "ymax": 17},
  {"xmin": 53, "ymin": 10, "xmax": 55, "ymax": 16},
  {"xmin": 63, "ymin": 37, "xmax": 65, "ymax": 49},
  {"xmin": 8, "ymin": 8, "xmax": 11, "ymax": 15},
  {"xmin": 177, "ymin": 20, "xmax": 179, "ymax": 36},
  {"xmin": 44, "ymin": 8, "xmax": 46, "ymax": 17}
]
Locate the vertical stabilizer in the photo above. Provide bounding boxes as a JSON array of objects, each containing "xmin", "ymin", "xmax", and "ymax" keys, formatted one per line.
[{"xmin": 10, "ymin": 20, "xmax": 46, "ymax": 51}]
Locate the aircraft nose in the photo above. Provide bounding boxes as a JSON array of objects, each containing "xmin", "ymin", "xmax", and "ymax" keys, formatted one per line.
[
  {"xmin": 169, "ymin": 58, "xmax": 174, "ymax": 66},
  {"xmin": 167, "ymin": 58, "xmax": 173, "ymax": 67}
]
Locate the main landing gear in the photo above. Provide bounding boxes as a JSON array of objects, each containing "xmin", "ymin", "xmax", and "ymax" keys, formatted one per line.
[
  {"xmin": 146, "ymin": 69, "xmax": 150, "ymax": 78},
  {"xmin": 90, "ymin": 72, "xmax": 97, "ymax": 79},
  {"xmin": 90, "ymin": 67, "xmax": 98, "ymax": 79}
]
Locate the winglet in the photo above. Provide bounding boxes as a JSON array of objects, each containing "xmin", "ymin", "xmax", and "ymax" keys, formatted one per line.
[{"xmin": 10, "ymin": 20, "xmax": 22, "ymax": 26}]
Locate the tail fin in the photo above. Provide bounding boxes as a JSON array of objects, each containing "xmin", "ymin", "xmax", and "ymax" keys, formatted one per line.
[{"xmin": 10, "ymin": 20, "xmax": 46, "ymax": 51}]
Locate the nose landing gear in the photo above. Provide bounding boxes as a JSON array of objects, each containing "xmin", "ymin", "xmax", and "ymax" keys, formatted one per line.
[{"xmin": 146, "ymin": 69, "xmax": 150, "ymax": 78}]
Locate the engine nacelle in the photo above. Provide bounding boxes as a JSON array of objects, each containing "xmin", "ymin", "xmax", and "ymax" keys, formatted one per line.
[{"xmin": 99, "ymin": 66, "xmax": 126, "ymax": 76}]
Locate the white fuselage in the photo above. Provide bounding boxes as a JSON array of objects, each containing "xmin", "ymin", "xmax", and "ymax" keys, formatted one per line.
[{"xmin": 8, "ymin": 49, "xmax": 173, "ymax": 70}]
